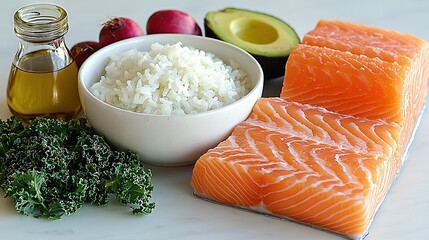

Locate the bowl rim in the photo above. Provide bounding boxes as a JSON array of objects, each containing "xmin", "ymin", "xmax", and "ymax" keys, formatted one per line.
[{"xmin": 78, "ymin": 34, "xmax": 264, "ymax": 119}]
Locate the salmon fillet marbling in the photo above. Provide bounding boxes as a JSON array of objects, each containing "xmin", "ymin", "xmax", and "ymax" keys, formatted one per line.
[
  {"xmin": 191, "ymin": 20, "xmax": 429, "ymax": 240},
  {"xmin": 302, "ymin": 19, "xmax": 427, "ymax": 64},
  {"xmin": 282, "ymin": 20, "xmax": 429, "ymax": 163},
  {"xmin": 192, "ymin": 98, "xmax": 402, "ymax": 239}
]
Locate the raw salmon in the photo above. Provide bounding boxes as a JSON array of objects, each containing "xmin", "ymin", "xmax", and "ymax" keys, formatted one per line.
[
  {"xmin": 191, "ymin": 20, "xmax": 429, "ymax": 240},
  {"xmin": 302, "ymin": 19, "xmax": 426, "ymax": 65},
  {"xmin": 192, "ymin": 98, "xmax": 401, "ymax": 239},
  {"xmin": 280, "ymin": 43, "xmax": 428, "ymax": 126},
  {"xmin": 282, "ymin": 20, "xmax": 429, "ymax": 163},
  {"xmin": 281, "ymin": 44, "xmax": 409, "ymax": 123},
  {"xmin": 249, "ymin": 98, "xmax": 400, "ymax": 156},
  {"xmin": 303, "ymin": 19, "xmax": 429, "ymax": 135}
]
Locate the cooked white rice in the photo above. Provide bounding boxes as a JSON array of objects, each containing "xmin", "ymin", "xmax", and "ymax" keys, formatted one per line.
[{"xmin": 90, "ymin": 42, "xmax": 252, "ymax": 115}]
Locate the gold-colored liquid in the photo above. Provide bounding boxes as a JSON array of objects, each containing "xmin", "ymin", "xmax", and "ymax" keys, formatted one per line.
[{"xmin": 7, "ymin": 49, "xmax": 81, "ymax": 122}]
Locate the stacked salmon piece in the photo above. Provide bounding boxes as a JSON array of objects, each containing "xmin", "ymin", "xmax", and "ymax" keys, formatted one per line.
[{"xmin": 191, "ymin": 20, "xmax": 429, "ymax": 239}]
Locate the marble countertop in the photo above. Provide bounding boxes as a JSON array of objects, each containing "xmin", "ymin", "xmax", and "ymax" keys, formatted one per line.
[{"xmin": 0, "ymin": 0, "xmax": 428, "ymax": 239}]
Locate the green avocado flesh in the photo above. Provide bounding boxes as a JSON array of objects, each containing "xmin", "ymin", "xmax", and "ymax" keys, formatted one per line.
[{"xmin": 204, "ymin": 8, "xmax": 300, "ymax": 79}]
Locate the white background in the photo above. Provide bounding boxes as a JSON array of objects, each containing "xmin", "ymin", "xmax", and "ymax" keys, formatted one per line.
[{"xmin": 0, "ymin": 1, "xmax": 428, "ymax": 239}]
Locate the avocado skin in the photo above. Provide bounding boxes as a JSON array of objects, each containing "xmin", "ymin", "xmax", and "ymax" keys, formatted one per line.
[
  {"xmin": 204, "ymin": 18, "xmax": 288, "ymax": 80},
  {"xmin": 252, "ymin": 54, "xmax": 287, "ymax": 79}
]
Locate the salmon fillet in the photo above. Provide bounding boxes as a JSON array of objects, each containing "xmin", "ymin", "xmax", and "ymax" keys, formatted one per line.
[
  {"xmin": 192, "ymin": 98, "xmax": 401, "ymax": 239},
  {"xmin": 280, "ymin": 44, "xmax": 423, "ymax": 124},
  {"xmin": 191, "ymin": 20, "xmax": 429, "ymax": 240},
  {"xmin": 302, "ymin": 19, "xmax": 429, "ymax": 154},
  {"xmin": 302, "ymin": 19, "xmax": 426, "ymax": 65},
  {"xmin": 282, "ymin": 20, "xmax": 429, "ymax": 162},
  {"xmin": 249, "ymin": 98, "xmax": 399, "ymax": 156}
]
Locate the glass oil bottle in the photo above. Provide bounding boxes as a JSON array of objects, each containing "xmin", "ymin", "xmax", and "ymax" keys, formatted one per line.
[{"xmin": 7, "ymin": 4, "xmax": 81, "ymax": 122}]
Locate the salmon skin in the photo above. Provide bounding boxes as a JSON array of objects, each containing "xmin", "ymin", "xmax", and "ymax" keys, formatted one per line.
[{"xmin": 191, "ymin": 20, "xmax": 429, "ymax": 240}]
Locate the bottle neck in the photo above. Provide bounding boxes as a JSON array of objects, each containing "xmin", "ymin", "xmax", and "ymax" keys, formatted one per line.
[
  {"xmin": 12, "ymin": 4, "xmax": 73, "ymax": 71},
  {"xmin": 14, "ymin": 37, "xmax": 73, "ymax": 71},
  {"xmin": 14, "ymin": 4, "xmax": 69, "ymax": 43},
  {"xmin": 18, "ymin": 36, "xmax": 66, "ymax": 52}
]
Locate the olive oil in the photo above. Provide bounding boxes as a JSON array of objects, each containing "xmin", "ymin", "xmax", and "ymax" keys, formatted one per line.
[
  {"xmin": 7, "ymin": 49, "xmax": 81, "ymax": 122},
  {"xmin": 9, "ymin": 4, "xmax": 80, "ymax": 122}
]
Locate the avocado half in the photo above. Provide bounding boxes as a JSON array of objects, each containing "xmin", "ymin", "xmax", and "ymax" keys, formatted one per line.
[{"xmin": 204, "ymin": 8, "xmax": 300, "ymax": 79}]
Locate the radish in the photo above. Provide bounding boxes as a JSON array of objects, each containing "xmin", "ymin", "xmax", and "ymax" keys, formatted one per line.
[
  {"xmin": 146, "ymin": 10, "xmax": 202, "ymax": 36},
  {"xmin": 99, "ymin": 17, "xmax": 144, "ymax": 47},
  {"xmin": 70, "ymin": 41, "xmax": 101, "ymax": 68}
]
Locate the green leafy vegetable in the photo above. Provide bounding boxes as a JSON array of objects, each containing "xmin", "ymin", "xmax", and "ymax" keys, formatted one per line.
[{"xmin": 0, "ymin": 116, "xmax": 154, "ymax": 219}]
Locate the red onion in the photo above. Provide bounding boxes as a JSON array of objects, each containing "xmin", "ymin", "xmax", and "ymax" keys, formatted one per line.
[
  {"xmin": 146, "ymin": 10, "xmax": 202, "ymax": 36},
  {"xmin": 70, "ymin": 41, "xmax": 101, "ymax": 68},
  {"xmin": 99, "ymin": 17, "xmax": 144, "ymax": 47}
]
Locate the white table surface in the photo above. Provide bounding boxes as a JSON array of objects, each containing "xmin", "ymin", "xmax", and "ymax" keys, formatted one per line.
[{"xmin": 0, "ymin": 0, "xmax": 428, "ymax": 239}]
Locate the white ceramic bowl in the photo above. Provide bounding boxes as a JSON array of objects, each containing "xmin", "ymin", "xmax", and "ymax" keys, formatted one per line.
[{"xmin": 78, "ymin": 34, "xmax": 263, "ymax": 166}]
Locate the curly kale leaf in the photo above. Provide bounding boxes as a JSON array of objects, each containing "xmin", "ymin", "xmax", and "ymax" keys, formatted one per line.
[
  {"xmin": 0, "ymin": 116, "xmax": 154, "ymax": 219},
  {"xmin": 6, "ymin": 170, "xmax": 86, "ymax": 219},
  {"xmin": 106, "ymin": 161, "xmax": 155, "ymax": 214}
]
